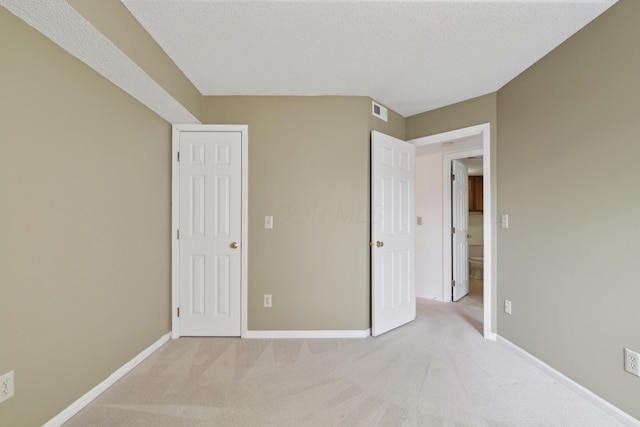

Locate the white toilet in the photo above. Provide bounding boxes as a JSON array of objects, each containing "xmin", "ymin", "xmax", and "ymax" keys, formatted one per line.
[{"xmin": 469, "ymin": 256, "xmax": 484, "ymax": 280}]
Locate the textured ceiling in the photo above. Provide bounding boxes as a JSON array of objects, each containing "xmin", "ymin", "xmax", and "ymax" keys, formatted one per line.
[{"xmin": 123, "ymin": 0, "xmax": 616, "ymax": 117}]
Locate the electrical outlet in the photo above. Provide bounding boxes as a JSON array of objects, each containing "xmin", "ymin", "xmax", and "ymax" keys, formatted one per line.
[
  {"xmin": 504, "ymin": 300, "xmax": 512, "ymax": 314},
  {"xmin": 624, "ymin": 348, "xmax": 640, "ymax": 377},
  {"xmin": 0, "ymin": 371, "xmax": 14, "ymax": 404},
  {"xmin": 263, "ymin": 294, "xmax": 272, "ymax": 308}
]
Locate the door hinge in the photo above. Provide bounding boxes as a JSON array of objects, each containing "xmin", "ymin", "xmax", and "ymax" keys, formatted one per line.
[
  {"xmin": 451, "ymin": 174, "xmax": 455, "ymax": 181},
  {"xmin": 177, "ymin": 229, "xmax": 180, "ymax": 239},
  {"xmin": 177, "ymin": 152, "xmax": 180, "ymax": 162},
  {"xmin": 177, "ymin": 307, "xmax": 180, "ymax": 317},
  {"xmin": 451, "ymin": 226, "xmax": 456, "ymax": 234},
  {"xmin": 451, "ymin": 280, "xmax": 456, "ymax": 287}
]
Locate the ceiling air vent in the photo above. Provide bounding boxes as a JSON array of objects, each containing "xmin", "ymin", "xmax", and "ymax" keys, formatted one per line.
[{"xmin": 372, "ymin": 100, "xmax": 388, "ymax": 122}]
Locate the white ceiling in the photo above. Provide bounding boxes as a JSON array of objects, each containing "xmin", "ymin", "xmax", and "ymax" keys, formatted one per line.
[{"xmin": 122, "ymin": 0, "xmax": 616, "ymax": 117}]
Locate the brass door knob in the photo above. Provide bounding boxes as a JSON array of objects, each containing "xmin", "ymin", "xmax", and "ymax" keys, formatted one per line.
[
  {"xmin": 376, "ymin": 241, "xmax": 384, "ymax": 247},
  {"xmin": 230, "ymin": 242, "xmax": 239, "ymax": 249}
]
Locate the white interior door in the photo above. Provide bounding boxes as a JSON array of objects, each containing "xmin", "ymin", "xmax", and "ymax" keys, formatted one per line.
[
  {"xmin": 452, "ymin": 160, "xmax": 469, "ymax": 301},
  {"xmin": 371, "ymin": 131, "xmax": 416, "ymax": 336},
  {"xmin": 178, "ymin": 130, "xmax": 242, "ymax": 336}
]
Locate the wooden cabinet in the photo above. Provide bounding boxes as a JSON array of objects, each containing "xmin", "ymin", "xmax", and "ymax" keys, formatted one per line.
[{"xmin": 468, "ymin": 176, "xmax": 483, "ymax": 212}]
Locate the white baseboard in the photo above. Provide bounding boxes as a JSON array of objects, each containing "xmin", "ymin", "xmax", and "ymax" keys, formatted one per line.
[
  {"xmin": 44, "ymin": 333, "xmax": 171, "ymax": 427},
  {"xmin": 417, "ymin": 295, "xmax": 443, "ymax": 302},
  {"xmin": 244, "ymin": 329, "xmax": 371, "ymax": 339},
  {"xmin": 497, "ymin": 336, "xmax": 640, "ymax": 427}
]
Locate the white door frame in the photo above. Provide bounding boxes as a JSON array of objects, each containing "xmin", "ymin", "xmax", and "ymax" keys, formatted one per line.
[
  {"xmin": 171, "ymin": 124, "xmax": 248, "ymax": 339},
  {"xmin": 408, "ymin": 123, "xmax": 495, "ymax": 340}
]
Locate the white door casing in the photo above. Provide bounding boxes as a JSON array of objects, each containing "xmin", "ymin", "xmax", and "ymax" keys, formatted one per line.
[
  {"xmin": 409, "ymin": 123, "xmax": 494, "ymax": 340},
  {"xmin": 451, "ymin": 160, "xmax": 469, "ymax": 301},
  {"xmin": 172, "ymin": 125, "xmax": 248, "ymax": 337},
  {"xmin": 371, "ymin": 131, "xmax": 416, "ymax": 336}
]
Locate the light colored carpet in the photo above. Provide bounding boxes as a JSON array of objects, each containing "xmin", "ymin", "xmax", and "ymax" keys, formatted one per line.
[{"xmin": 64, "ymin": 280, "xmax": 624, "ymax": 426}]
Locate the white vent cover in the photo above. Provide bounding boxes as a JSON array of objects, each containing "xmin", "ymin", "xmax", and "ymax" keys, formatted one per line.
[{"xmin": 372, "ymin": 100, "xmax": 388, "ymax": 122}]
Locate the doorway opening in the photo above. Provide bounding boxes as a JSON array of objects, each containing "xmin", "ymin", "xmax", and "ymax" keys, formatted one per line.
[
  {"xmin": 458, "ymin": 156, "xmax": 484, "ymax": 307},
  {"xmin": 409, "ymin": 123, "xmax": 495, "ymax": 340}
]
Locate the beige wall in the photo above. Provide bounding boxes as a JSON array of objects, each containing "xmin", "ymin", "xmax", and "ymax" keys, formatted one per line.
[
  {"xmin": 496, "ymin": 0, "xmax": 640, "ymax": 419},
  {"xmin": 0, "ymin": 8, "xmax": 171, "ymax": 426},
  {"xmin": 203, "ymin": 96, "xmax": 374, "ymax": 330},
  {"xmin": 406, "ymin": 93, "xmax": 496, "ymax": 141}
]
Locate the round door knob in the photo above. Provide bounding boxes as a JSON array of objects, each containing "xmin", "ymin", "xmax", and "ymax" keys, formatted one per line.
[
  {"xmin": 230, "ymin": 242, "xmax": 239, "ymax": 249},
  {"xmin": 376, "ymin": 241, "xmax": 384, "ymax": 247}
]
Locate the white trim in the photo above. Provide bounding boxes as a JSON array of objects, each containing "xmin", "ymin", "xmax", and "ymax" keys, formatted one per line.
[
  {"xmin": 409, "ymin": 123, "xmax": 494, "ymax": 340},
  {"xmin": 485, "ymin": 331, "xmax": 497, "ymax": 341},
  {"xmin": 171, "ymin": 124, "xmax": 249, "ymax": 338},
  {"xmin": 43, "ymin": 333, "xmax": 170, "ymax": 427},
  {"xmin": 240, "ymin": 127, "xmax": 249, "ymax": 339},
  {"xmin": 171, "ymin": 126, "xmax": 180, "ymax": 339},
  {"xmin": 409, "ymin": 123, "xmax": 489, "ymax": 146},
  {"xmin": 497, "ymin": 336, "xmax": 640, "ymax": 427},
  {"xmin": 244, "ymin": 329, "xmax": 371, "ymax": 339}
]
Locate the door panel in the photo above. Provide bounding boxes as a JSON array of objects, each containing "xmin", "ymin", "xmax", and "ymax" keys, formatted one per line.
[
  {"xmin": 179, "ymin": 131, "xmax": 242, "ymax": 336},
  {"xmin": 452, "ymin": 160, "xmax": 469, "ymax": 301},
  {"xmin": 371, "ymin": 131, "xmax": 416, "ymax": 336}
]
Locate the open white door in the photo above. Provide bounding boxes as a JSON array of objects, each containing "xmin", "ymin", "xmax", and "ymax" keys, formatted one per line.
[
  {"xmin": 177, "ymin": 129, "xmax": 243, "ymax": 336},
  {"xmin": 371, "ymin": 131, "xmax": 416, "ymax": 336},
  {"xmin": 451, "ymin": 160, "xmax": 469, "ymax": 301}
]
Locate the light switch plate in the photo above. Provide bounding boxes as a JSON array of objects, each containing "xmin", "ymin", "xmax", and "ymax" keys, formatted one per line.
[
  {"xmin": 501, "ymin": 214, "xmax": 509, "ymax": 229},
  {"xmin": 0, "ymin": 370, "xmax": 14, "ymax": 404},
  {"xmin": 264, "ymin": 216, "xmax": 273, "ymax": 229}
]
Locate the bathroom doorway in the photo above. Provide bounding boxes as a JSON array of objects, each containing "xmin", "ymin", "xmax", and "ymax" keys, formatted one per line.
[{"xmin": 457, "ymin": 156, "xmax": 484, "ymax": 307}]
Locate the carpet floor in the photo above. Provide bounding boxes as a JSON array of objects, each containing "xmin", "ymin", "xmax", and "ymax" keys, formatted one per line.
[{"xmin": 64, "ymin": 281, "xmax": 624, "ymax": 426}]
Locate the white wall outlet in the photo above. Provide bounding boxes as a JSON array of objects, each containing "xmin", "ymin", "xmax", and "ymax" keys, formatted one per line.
[
  {"xmin": 624, "ymin": 348, "xmax": 640, "ymax": 377},
  {"xmin": 501, "ymin": 214, "xmax": 509, "ymax": 229},
  {"xmin": 264, "ymin": 216, "xmax": 273, "ymax": 229},
  {"xmin": 0, "ymin": 370, "xmax": 14, "ymax": 404},
  {"xmin": 263, "ymin": 294, "xmax": 272, "ymax": 308},
  {"xmin": 504, "ymin": 300, "xmax": 512, "ymax": 314}
]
